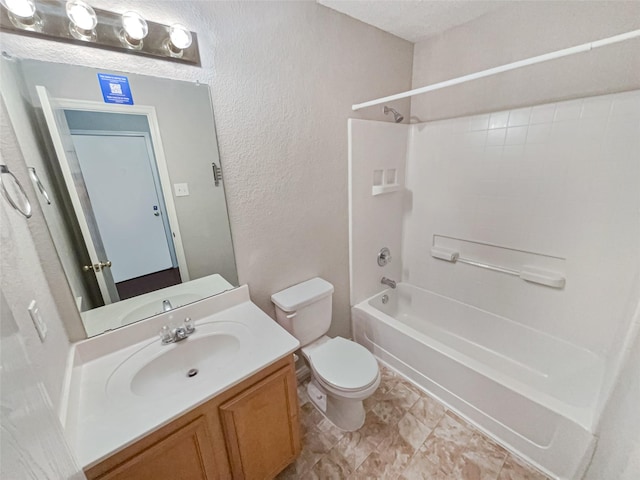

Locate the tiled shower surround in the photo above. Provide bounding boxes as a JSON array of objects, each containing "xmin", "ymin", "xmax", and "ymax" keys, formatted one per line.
[
  {"xmin": 278, "ymin": 364, "xmax": 548, "ymax": 479},
  {"xmin": 402, "ymin": 89, "xmax": 640, "ymax": 429},
  {"xmin": 348, "ymin": 89, "xmax": 640, "ymax": 478},
  {"xmin": 404, "ymin": 90, "xmax": 640, "ymax": 359}
]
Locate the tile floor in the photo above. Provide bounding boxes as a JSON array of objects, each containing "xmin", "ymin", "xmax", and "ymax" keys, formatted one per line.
[{"xmin": 277, "ymin": 363, "xmax": 550, "ymax": 480}]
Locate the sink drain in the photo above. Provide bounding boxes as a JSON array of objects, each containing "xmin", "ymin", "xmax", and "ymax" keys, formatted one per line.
[{"xmin": 187, "ymin": 368, "xmax": 199, "ymax": 378}]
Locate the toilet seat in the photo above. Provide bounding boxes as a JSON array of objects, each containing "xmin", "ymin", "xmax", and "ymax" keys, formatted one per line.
[{"xmin": 306, "ymin": 337, "xmax": 379, "ymax": 392}]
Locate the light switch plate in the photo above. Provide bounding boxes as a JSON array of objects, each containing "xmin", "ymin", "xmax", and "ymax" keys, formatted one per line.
[
  {"xmin": 28, "ymin": 300, "xmax": 47, "ymax": 342},
  {"xmin": 174, "ymin": 183, "xmax": 189, "ymax": 197}
]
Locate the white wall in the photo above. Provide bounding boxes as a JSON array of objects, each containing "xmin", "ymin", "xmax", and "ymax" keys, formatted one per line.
[
  {"xmin": 403, "ymin": 91, "xmax": 640, "ymax": 357},
  {"xmin": 411, "ymin": 2, "xmax": 640, "ymax": 122},
  {"xmin": 584, "ymin": 299, "xmax": 640, "ymax": 480},
  {"xmin": 407, "ymin": 6, "xmax": 640, "ymax": 476},
  {"xmin": 0, "ymin": 0, "xmax": 413, "ymax": 340},
  {"xmin": 0, "ymin": 99, "xmax": 72, "ymax": 414},
  {"xmin": 348, "ymin": 119, "xmax": 407, "ymax": 305},
  {"xmin": 0, "ymin": 294, "xmax": 84, "ymax": 480},
  {"xmin": 1, "ymin": 57, "xmax": 94, "ymax": 333}
]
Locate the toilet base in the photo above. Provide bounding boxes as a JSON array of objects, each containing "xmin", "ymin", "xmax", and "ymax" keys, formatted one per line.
[{"xmin": 307, "ymin": 379, "xmax": 366, "ymax": 432}]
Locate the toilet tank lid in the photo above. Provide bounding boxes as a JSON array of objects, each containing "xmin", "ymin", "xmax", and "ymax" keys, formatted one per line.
[{"xmin": 271, "ymin": 277, "xmax": 334, "ymax": 312}]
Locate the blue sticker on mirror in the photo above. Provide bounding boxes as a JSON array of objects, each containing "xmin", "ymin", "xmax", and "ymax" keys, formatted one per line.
[{"xmin": 98, "ymin": 73, "xmax": 134, "ymax": 105}]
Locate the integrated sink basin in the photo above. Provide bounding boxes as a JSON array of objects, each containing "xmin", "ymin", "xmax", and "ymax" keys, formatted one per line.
[{"xmin": 106, "ymin": 321, "xmax": 252, "ymax": 400}]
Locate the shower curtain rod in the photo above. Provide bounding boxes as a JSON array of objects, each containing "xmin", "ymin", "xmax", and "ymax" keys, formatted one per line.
[{"xmin": 352, "ymin": 29, "xmax": 640, "ymax": 111}]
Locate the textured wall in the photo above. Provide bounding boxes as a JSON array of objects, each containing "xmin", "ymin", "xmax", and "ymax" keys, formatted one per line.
[
  {"xmin": 0, "ymin": 1, "xmax": 413, "ymax": 340},
  {"xmin": 1, "ymin": 57, "xmax": 92, "ymax": 336},
  {"xmin": 0, "ymin": 294, "xmax": 84, "ymax": 480},
  {"xmin": 0, "ymin": 99, "xmax": 72, "ymax": 414},
  {"xmin": 410, "ymin": 2, "xmax": 640, "ymax": 121}
]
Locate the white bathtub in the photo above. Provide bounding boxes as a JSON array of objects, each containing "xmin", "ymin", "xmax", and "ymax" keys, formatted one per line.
[{"xmin": 352, "ymin": 283, "xmax": 605, "ymax": 480}]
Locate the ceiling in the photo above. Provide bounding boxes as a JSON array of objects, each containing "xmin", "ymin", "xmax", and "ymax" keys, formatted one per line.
[{"xmin": 318, "ymin": 0, "xmax": 507, "ymax": 43}]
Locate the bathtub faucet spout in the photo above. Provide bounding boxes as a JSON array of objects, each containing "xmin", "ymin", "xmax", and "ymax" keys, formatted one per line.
[{"xmin": 381, "ymin": 277, "xmax": 397, "ymax": 289}]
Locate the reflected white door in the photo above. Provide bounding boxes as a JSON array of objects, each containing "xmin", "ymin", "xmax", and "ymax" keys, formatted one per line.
[
  {"xmin": 36, "ymin": 85, "xmax": 119, "ymax": 304},
  {"xmin": 70, "ymin": 134, "xmax": 175, "ymax": 283}
]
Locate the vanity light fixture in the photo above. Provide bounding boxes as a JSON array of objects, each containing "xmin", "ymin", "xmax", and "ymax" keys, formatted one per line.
[
  {"xmin": 0, "ymin": 0, "xmax": 201, "ymax": 65},
  {"xmin": 1, "ymin": 0, "xmax": 41, "ymax": 31},
  {"xmin": 121, "ymin": 11, "xmax": 148, "ymax": 49},
  {"xmin": 166, "ymin": 23, "xmax": 192, "ymax": 57},
  {"xmin": 66, "ymin": 0, "xmax": 97, "ymax": 41}
]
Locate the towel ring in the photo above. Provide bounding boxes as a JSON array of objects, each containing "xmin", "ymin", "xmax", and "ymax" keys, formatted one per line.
[{"xmin": 0, "ymin": 165, "xmax": 32, "ymax": 218}]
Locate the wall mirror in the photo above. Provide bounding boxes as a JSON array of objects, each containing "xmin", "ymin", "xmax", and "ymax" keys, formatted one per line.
[{"xmin": 2, "ymin": 56, "xmax": 238, "ymax": 337}]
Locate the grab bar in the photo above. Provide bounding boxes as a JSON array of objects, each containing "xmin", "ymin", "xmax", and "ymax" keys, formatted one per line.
[
  {"xmin": 430, "ymin": 246, "xmax": 565, "ymax": 289},
  {"xmin": 0, "ymin": 165, "xmax": 32, "ymax": 218},
  {"xmin": 456, "ymin": 257, "xmax": 519, "ymax": 276}
]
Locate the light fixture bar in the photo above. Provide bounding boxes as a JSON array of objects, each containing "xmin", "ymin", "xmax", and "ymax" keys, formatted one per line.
[{"xmin": 0, "ymin": 0, "xmax": 200, "ymax": 65}]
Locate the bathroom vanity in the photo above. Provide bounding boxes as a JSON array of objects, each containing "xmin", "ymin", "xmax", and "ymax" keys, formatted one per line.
[
  {"xmin": 63, "ymin": 286, "xmax": 301, "ymax": 480},
  {"xmin": 85, "ymin": 356, "xmax": 298, "ymax": 480}
]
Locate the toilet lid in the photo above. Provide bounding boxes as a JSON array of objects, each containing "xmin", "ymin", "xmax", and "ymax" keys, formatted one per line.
[{"xmin": 308, "ymin": 337, "xmax": 379, "ymax": 391}]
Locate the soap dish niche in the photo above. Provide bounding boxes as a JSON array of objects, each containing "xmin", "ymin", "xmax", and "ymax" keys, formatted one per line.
[{"xmin": 372, "ymin": 168, "xmax": 401, "ymax": 196}]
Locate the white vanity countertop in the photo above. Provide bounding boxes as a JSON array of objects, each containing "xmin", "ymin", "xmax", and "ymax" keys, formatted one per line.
[{"xmin": 63, "ymin": 285, "xmax": 299, "ymax": 470}]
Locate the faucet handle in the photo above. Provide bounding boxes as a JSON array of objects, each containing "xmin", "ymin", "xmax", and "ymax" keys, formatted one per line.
[
  {"xmin": 159, "ymin": 325, "xmax": 172, "ymax": 344},
  {"xmin": 378, "ymin": 247, "xmax": 392, "ymax": 267},
  {"xmin": 184, "ymin": 317, "xmax": 195, "ymax": 334}
]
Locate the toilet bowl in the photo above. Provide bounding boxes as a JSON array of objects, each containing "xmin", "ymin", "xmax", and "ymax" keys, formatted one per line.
[
  {"xmin": 271, "ymin": 278, "xmax": 380, "ymax": 431},
  {"xmin": 302, "ymin": 336, "xmax": 380, "ymax": 430}
]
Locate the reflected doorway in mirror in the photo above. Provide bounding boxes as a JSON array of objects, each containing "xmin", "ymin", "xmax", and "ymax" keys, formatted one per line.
[{"xmin": 37, "ymin": 86, "xmax": 190, "ymax": 307}]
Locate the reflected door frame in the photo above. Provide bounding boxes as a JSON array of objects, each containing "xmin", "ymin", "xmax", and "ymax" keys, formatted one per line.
[{"xmin": 40, "ymin": 94, "xmax": 191, "ymax": 301}]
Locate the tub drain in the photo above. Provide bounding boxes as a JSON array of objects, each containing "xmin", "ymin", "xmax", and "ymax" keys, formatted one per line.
[{"xmin": 187, "ymin": 368, "xmax": 199, "ymax": 378}]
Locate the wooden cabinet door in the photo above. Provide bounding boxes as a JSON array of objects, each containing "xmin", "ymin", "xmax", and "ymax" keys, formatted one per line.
[
  {"xmin": 94, "ymin": 416, "xmax": 218, "ymax": 480},
  {"xmin": 219, "ymin": 365, "xmax": 300, "ymax": 480}
]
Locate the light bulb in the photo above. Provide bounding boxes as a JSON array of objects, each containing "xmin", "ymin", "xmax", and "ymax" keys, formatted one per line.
[
  {"xmin": 122, "ymin": 11, "xmax": 147, "ymax": 41},
  {"xmin": 1, "ymin": 0, "xmax": 35, "ymax": 19},
  {"xmin": 169, "ymin": 24, "xmax": 192, "ymax": 50},
  {"xmin": 66, "ymin": 0, "xmax": 97, "ymax": 31},
  {"xmin": 2, "ymin": 0, "xmax": 41, "ymax": 30}
]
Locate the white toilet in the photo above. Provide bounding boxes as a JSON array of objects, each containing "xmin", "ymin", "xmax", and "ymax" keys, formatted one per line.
[{"xmin": 271, "ymin": 277, "xmax": 380, "ymax": 431}]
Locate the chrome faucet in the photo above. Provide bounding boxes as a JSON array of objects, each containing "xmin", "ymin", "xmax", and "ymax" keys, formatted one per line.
[
  {"xmin": 381, "ymin": 277, "xmax": 397, "ymax": 289},
  {"xmin": 160, "ymin": 317, "xmax": 196, "ymax": 345},
  {"xmin": 162, "ymin": 299, "xmax": 173, "ymax": 312}
]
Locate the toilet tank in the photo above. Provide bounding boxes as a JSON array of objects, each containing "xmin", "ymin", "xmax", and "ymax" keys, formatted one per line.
[{"xmin": 271, "ymin": 277, "xmax": 334, "ymax": 347}]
